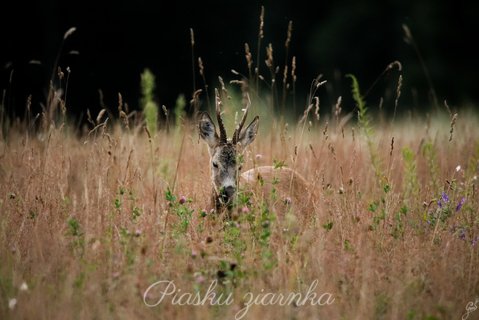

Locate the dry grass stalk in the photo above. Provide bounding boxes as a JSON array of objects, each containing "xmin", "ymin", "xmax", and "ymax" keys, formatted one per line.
[{"xmin": 449, "ymin": 112, "xmax": 458, "ymax": 142}]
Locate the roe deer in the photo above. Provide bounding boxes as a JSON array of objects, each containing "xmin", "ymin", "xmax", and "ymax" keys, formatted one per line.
[{"xmin": 198, "ymin": 92, "xmax": 314, "ymax": 217}]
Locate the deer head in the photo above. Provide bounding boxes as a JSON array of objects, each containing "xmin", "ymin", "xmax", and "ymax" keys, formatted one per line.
[{"xmin": 198, "ymin": 91, "xmax": 259, "ymax": 209}]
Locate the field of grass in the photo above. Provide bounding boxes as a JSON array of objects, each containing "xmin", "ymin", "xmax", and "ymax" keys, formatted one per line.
[
  {"xmin": 1, "ymin": 95, "xmax": 478, "ymax": 319},
  {"xmin": 1, "ymin": 12, "xmax": 479, "ymax": 319}
]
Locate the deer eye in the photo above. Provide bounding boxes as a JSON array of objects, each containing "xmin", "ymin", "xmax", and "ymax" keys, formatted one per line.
[{"xmin": 212, "ymin": 162, "xmax": 219, "ymax": 168}]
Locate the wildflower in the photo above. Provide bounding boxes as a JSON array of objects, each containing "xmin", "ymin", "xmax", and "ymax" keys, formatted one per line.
[
  {"xmin": 195, "ymin": 275, "xmax": 206, "ymax": 284},
  {"xmin": 134, "ymin": 229, "xmax": 142, "ymax": 237},
  {"xmin": 8, "ymin": 298, "xmax": 17, "ymax": 310},
  {"xmin": 438, "ymin": 192, "xmax": 449, "ymax": 208},
  {"xmin": 20, "ymin": 282, "xmax": 28, "ymax": 291},
  {"xmin": 472, "ymin": 236, "xmax": 479, "ymax": 247},
  {"xmin": 456, "ymin": 165, "xmax": 461, "ymax": 172},
  {"xmin": 441, "ymin": 192, "xmax": 449, "ymax": 203},
  {"xmin": 456, "ymin": 197, "xmax": 465, "ymax": 212},
  {"xmin": 179, "ymin": 196, "xmax": 187, "ymax": 204},
  {"xmin": 241, "ymin": 206, "xmax": 250, "ymax": 214}
]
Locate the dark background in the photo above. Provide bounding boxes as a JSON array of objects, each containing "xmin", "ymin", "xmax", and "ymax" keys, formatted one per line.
[{"xmin": 1, "ymin": 0, "xmax": 478, "ymax": 123}]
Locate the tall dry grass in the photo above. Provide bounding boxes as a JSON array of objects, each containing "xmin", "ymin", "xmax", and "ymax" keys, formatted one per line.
[
  {"xmin": 1, "ymin": 8, "xmax": 478, "ymax": 319},
  {"xmin": 0, "ymin": 107, "xmax": 478, "ymax": 319}
]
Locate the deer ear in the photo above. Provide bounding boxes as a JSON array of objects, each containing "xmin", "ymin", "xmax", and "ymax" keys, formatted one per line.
[
  {"xmin": 237, "ymin": 116, "xmax": 259, "ymax": 148},
  {"xmin": 198, "ymin": 112, "xmax": 219, "ymax": 148}
]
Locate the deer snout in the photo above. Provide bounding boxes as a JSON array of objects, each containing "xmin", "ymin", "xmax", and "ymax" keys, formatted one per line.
[{"xmin": 224, "ymin": 186, "xmax": 236, "ymax": 198}]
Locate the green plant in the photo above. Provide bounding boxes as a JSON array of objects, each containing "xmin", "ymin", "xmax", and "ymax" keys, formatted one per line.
[
  {"xmin": 174, "ymin": 94, "xmax": 186, "ymax": 128},
  {"xmin": 402, "ymin": 147, "xmax": 420, "ymax": 205},
  {"xmin": 257, "ymin": 204, "xmax": 276, "ymax": 270},
  {"xmin": 166, "ymin": 188, "xmax": 193, "ymax": 235},
  {"xmin": 224, "ymin": 221, "xmax": 246, "ymax": 263},
  {"xmin": 66, "ymin": 217, "xmax": 84, "ymax": 257},
  {"xmin": 346, "ymin": 74, "xmax": 386, "ymax": 187},
  {"xmin": 421, "ymin": 141, "xmax": 440, "ymax": 191},
  {"xmin": 140, "ymin": 68, "xmax": 159, "ymax": 134}
]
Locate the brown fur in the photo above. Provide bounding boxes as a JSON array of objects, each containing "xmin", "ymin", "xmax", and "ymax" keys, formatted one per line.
[{"xmin": 240, "ymin": 166, "xmax": 315, "ymax": 218}]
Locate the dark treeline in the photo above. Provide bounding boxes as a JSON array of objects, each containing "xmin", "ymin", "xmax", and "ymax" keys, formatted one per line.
[{"xmin": 1, "ymin": 0, "xmax": 478, "ymax": 124}]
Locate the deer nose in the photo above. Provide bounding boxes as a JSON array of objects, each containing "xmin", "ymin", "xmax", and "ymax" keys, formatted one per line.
[{"xmin": 224, "ymin": 186, "xmax": 236, "ymax": 199}]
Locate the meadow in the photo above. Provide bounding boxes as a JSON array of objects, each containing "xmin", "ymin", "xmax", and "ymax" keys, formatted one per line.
[
  {"xmin": 1, "ymin": 90, "xmax": 478, "ymax": 319},
  {"xmin": 1, "ymin": 18, "xmax": 479, "ymax": 320}
]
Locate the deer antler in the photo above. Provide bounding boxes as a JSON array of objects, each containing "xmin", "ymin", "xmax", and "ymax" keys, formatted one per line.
[
  {"xmin": 215, "ymin": 88, "xmax": 227, "ymax": 143},
  {"xmin": 232, "ymin": 93, "xmax": 251, "ymax": 144}
]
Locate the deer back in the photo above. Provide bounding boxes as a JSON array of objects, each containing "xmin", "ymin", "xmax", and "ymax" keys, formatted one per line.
[{"xmin": 240, "ymin": 166, "xmax": 316, "ymax": 218}]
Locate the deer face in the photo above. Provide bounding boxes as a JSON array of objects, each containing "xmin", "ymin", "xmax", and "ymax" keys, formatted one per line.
[
  {"xmin": 208, "ymin": 141, "xmax": 238, "ymax": 203},
  {"xmin": 198, "ymin": 110, "xmax": 259, "ymax": 207}
]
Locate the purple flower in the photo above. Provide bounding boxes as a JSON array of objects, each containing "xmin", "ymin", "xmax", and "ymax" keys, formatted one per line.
[
  {"xmin": 472, "ymin": 236, "xmax": 479, "ymax": 247},
  {"xmin": 441, "ymin": 192, "xmax": 449, "ymax": 203},
  {"xmin": 179, "ymin": 195, "xmax": 187, "ymax": 204},
  {"xmin": 438, "ymin": 192, "xmax": 450, "ymax": 208},
  {"xmin": 456, "ymin": 197, "xmax": 465, "ymax": 212}
]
